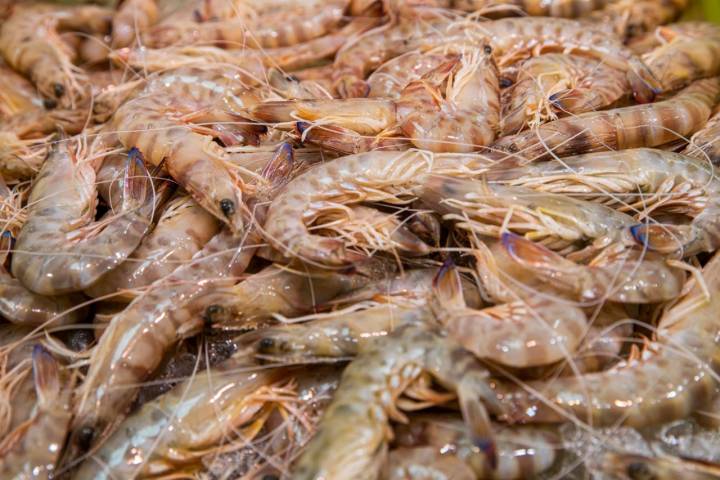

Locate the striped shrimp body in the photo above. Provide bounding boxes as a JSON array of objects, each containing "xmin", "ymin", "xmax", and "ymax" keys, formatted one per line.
[
  {"xmin": 492, "ymin": 77, "xmax": 720, "ymax": 162},
  {"xmin": 74, "ymin": 363, "xmax": 293, "ymax": 479},
  {"xmin": 255, "ymin": 43, "xmax": 501, "ymax": 153},
  {"xmin": 642, "ymin": 22, "xmax": 720, "ymax": 91},
  {"xmin": 291, "ymin": 325, "xmax": 503, "ymax": 480},
  {"xmin": 468, "ymin": 17, "xmax": 661, "ymax": 103},
  {"xmin": 112, "ymin": 67, "xmax": 271, "ymax": 232},
  {"xmin": 69, "ymin": 229, "xmax": 257, "ymax": 453},
  {"xmin": 146, "ymin": 0, "xmax": 348, "ymax": 49},
  {"xmin": 367, "ymin": 50, "xmax": 453, "ymax": 99},
  {"xmin": 453, "ymin": 0, "xmax": 610, "ymax": 16},
  {"xmin": 388, "ymin": 415, "xmax": 558, "ymax": 480},
  {"xmin": 10, "ymin": 142, "xmax": 156, "ymax": 296},
  {"xmin": 501, "ymin": 53, "xmax": 630, "ymax": 135},
  {"xmin": 591, "ymin": 0, "xmax": 691, "ymax": 40},
  {"xmin": 432, "ymin": 261, "xmax": 587, "ymax": 368},
  {"xmin": 418, "ymin": 175, "xmax": 636, "ymax": 255},
  {"xmin": 599, "ymin": 452, "xmax": 720, "ymax": 480},
  {"xmin": 85, "ymin": 195, "xmax": 222, "ymax": 301},
  {"xmin": 261, "ymin": 149, "xmax": 496, "ymax": 266},
  {"xmin": 0, "ymin": 4, "xmax": 111, "ymax": 108},
  {"xmin": 494, "ymin": 249, "xmax": 720, "ymax": 428},
  {"xmin": 0, "ymin": 346, "xmax": 73, "ymax": 480}
]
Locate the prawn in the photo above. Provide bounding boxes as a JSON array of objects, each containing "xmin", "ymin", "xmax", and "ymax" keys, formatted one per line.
[
  {"xmin": 599, "ymin": 451, "xmax": 720, "ymax": 480},
  {"xmin": 367, "ymin": 50, "xmax": 452, "ymax": 99},
  {"xmin": 683, "ymin": 107, "xmax": 720, "ymax": 165},
  {"xmin": 0, "ymin": 133, "xmax": 47, "ymax": 184},
  {"xmin": 641, "ymin": 22, "xmax": 720, "ymax": 91},
  {"xmin": 388, "ymin": 414, "xmax": 558, "ymax": 480},
  {"xmin": 453, "ymin": 0, "xmax": 610, "ymax": 17},
  {"xmin": 10, "ymin": 142, "xmax": 157, "ymax": 295},
  {"xmin": 0, "ymin": 345, "xmax": 73, "ymax": 480},
  {"xmin": 501, "ymin": 53, "xmax": 630, "ymax": 135},
  {"xmin": 493, "ymin": 249, "xmax": 720, "ymax": 428},
  {"xmin": 111, "ymin": 0, "xmax": 159, "ymax": 48},
  {"xmin": 291, "ymin": 324, "xmax": 503, "ymax": 480},
  {"xmin": 261, "ymin": 149, "xmax": 496, "ymax": 266},
  {"xmin": 590, "ymin": 0, "xmax": 690, "ymax": 40},
  {"xmin": 492, "ymin": 77, "xmax": 720, "ymax": 162},
  {"xmin": 84, "ymin": 195, "xmax": 221, "ymax": 301}
]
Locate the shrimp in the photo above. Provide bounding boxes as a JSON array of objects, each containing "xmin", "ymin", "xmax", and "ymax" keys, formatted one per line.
[
  {"xmin": 492, "ymin": 77, "xmax": 720, "ymax": 162},
  {"xmin": 0, "ymin": 132, "xmax": 47, "ymax": 184},
  {"xmin": 111, "ymin": 67, "xmax": 270, "ymax": 232},
  {"xmin": 0, "ymin": 4, "xmax": 111, "ymax": 108},
  {"xmin": 683, "ymin": 107, "xmax": 720, "ymax": 165},
  {"xmin": 69, "ymin": 228, "xmax": 258, "ymax": 453},
  {"xmin": 501, "ymin": 54, "xmax": 630, "ymax": 135},
  {"xmin": 600, "ymin": 452, "xmax": 720, "ymax": 480},
  {"xmin": 0, "ymin": 345, "xmax": 73, "ymax": 480},
  {"xmin": 291, "ymin": 325, "xmax": 503, "ymax": 480},
  {"xmin": 590, "ymin": 0, "xmax": 690, "ymax": 40},
  {"xmin": 493, "ymin": 249, "xmax": 720, "ymax": 428},
  {"xmin": 261, "ymin": 149, "xmax": 496, "ymax": 266},
  {"xmin": 111, "ymin": 0, "xmax": 159, "ymax": 48},
  {"xmin": 84, "ymin": 195, "xmax": 222, "ymax": 301},
  {"xmin": 419, "ymin": 175, "xmax": 636, "ymax": 255},
  {"xmin": 501, "ymin": 232, "xmax": 685, "ymax": 304},
  {"xmin": 202, "ymin": 257, "xmax": 396, "ymax": 328},
  {"xmin": 432, "ymin": 261, "xmax": 587, "ymax": 368},
  {"xmin": 388, "ymin": 415, "xmax": 559, "ymax": 480},
  {"xmin": 641, "ymin": 22, "xmax": 720, "ymax": 91},
  {"xmin": 145, "ymin": 0, "xmax": 348, "ymax": 49},
  {"xmin": 254, "ymin": 43, "xmax": 501, "ymax": 152},
  {"xmin": 10, "ymin": 142, "xmax": 156, "ymax": 295},
  {"xmin": 73, "ymin": 362, "xmax": 295, "ymax": 479},
  {"xmin": 367, "ymin": 50, "xmax": 452, "ymax": 99},
  {"xmin": 453, "ymin": 0, "xmax": 610, "ymax": 16},
  {"xmin": 467, "ymin": 17, "xmax": 661, "ymax": 103}
]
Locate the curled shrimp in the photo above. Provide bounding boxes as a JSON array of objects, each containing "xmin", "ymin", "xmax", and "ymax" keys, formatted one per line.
[
  {"xmin": 0, "ymin": 4, "xmax": 111, "ymax": 107},
  {"xmin": 291, "ymin": 324, "xmax": 503, "ymax": 480},
  {"xmin": 501, "ymin": 53, "xmax": 630, "ymax": 135},
  {"xmin": 367, "ymin": 50, "xmax": 452, "ymax": 99},
  {"xmin": 255, "ymin": 43, "xmax": 501, "ymax": 153},
  {"xmin": 74, "ymin": 361, "xmax": 296, "ymax": 479},
  {"xmin": 69, "ymin": 228, "xmax": 257, "ymax": 454},
  {"xmin": 111, "ymin": 0, "xmax": 159, "ymax": 48},
  {"xmin": 261, "ymin": 149, "xmax": 495, "ymax": 266},
  {"xmin": 388, "ymin": 414, "xmax": 559, "ymax": 480},
  {"xmin": 641, "ymin": 22, "xmax": 720, "ymax": 91},
  {"xmin": 419, "ymin": 175, "xmax": 636, "ymax": 255},
  {"xmin": 493, "ymin": 77, "xmax": 720, "ymax": 162},
  {"xmin": 0, "ymin": 345, "xmax": 73, "ymax": 479},
  {"xmin": 494, "ymin": 249, "xmax": 720, "ymax": 428},
  {"xmin": 84, "ymin": 194, "xmax": 222, "ymax": 301},
  {"xmin": 10, "ymin": 142, "xmax": 156, "ymax": 295}
]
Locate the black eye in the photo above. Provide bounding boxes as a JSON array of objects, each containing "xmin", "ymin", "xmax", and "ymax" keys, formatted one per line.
[
  {"xmin": 219, "ymin": 199, "xmax": 235, "ymax": 216},
  {"xmin": 76, "ymin": 426, "xmax": 95, "ymax": 451},
  {"xmin": 258, "ymin": 338, "xmax": 275, "ymax": 351},
  {"xmin": 499, "ymin": 77, "xmax": 513, "ymax": 88},
  {"xmin": 43, "ymin": 98, "xmax": 57, "ymax": 109},
  {"xmin": 627, "ymin": 461, "xmax": 653, "ymax": 480},
  {"xmin": 53, "ymin": 83, "xmax": 65, "ymax": 98},
  {"xmin": 483, "ymin": 44, "xmax": 493, "ymax": 55}
]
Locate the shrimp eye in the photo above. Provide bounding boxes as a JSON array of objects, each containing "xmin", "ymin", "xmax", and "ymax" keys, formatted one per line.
[
  {"xmin": 483, "ymin": 44, "xmax": 493, "ymax": 55},
  {"xmin": 499, "ymin": 77, "xmax": 513, "ymax": 88},
  {"xmin": 626, "ymin": 461, "xmax": 653, "ymax": 480},
  {"xmin": 53, "ymin": 83, "xmax": 65, "ymax": 98},
  {"xmin": 76, "ymin": 426, "xmax": 95, "ymax": 451},
  {"xmin": 258, "ymin": 338, "xmax": 275, "ymax": 351},
  {"xmin": 219, "ymin": 199, "xmax": 235, "ymax": 217},
  {"xmin": 43, "ymin": 98, "xmax": 57, "ymax": 109}
]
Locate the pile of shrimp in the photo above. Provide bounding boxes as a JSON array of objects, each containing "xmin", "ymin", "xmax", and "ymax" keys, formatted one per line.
[{"xmin": 4, "ymin": 0, "xmax": 720, "ymax": 478}]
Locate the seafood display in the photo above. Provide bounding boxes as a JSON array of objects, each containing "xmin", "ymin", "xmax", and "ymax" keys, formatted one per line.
[{"xmin": 2, "ymin": 0, "xmax": 720, "ymax": 479}]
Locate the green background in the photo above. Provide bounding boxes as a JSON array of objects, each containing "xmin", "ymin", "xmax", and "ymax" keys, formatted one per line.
[{"xmin": 684, "ymin": 0, "xmax": 720, "ymax": 22}]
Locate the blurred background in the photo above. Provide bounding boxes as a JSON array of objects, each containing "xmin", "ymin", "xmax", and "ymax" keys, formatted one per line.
[{"xmin": 684, "ymin": 0, "xmax": 720, "ymax": 22}]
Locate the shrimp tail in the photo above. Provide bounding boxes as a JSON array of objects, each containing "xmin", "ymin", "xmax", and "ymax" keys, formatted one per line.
[
  {"xmin": 431, "ymin": 259, "xmax": 466, "ymax": 314},
  {"xmin": 630, "ymin": 223, "xmax": 697, "ymax": 255},
  {"xmin": 296, "ymin": 121, "xmax": 408, "ymax": 155},
  {"xmin": 502, "ymin": 231, "xmax": 574, "ymax": 275},
  {"xmin": 457, "ymin": 377, "xmax": 499, "ymax": 470},
  {"xmin": 627, "ymin": 59, "xmax": 662, "ymax": 103},
  {"xmin": 32, "ymin": 344, "xmax": 60, "ymax": 409},
  {"xmin": 122, "ymin": 147, "xmax": 153, "ymax": 210},
  {"xmin": 0, "ymin": 230, "xmax": 12, "ymax": 265},
  {"xmin": 260, "ymin": 142, "xmax": 294, "ymax": 186}
]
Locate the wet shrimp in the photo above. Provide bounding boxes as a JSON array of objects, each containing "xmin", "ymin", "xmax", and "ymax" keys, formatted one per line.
[
  {"xmin": 388, "ymin": 414, "xmax": 559, "ymax": 480},
  {"xmin": 292, "ymin": 325, "xmax": 503, "ymax": 480},
  {"xmin": 254, "ymin": 43, "xmax": 501, "ymax": 153},
  {"xmin": 74, "ymin": 362, "xmax": 296, "ymax": 479},
  {"xmin": 493, "ymin": 77, "xmax": 720, "ymax": 162},
  {"xmin": 599, "ymin": 451, "xmax": 720, "ymax": 480},
  {"xmin": 684, "ymin": 107, "xmax": 720, "ymax": 165},
  {"xmin": 493, "ymin": 249, "xmax": 720, "ymax": 428},
  {"xmin": 501, "ymin": 54, "xmax": 630, "ymax": 135},
  {"xmin": 85, "ymin": 195, "xmax": 221, "ymax": 301},
  {"xmin": 0, "ymin": 345, "xmax": 73, "ymax": 480},
  {"xmin": 367, "ymin": 50, "xmax": 452, "ymax": 99},
  {"xmin": 0, "ymin": 133, "xmax": 48, "ymax": 183},
  {"xmin": 146, "ymin": 0, "xmax": 348, "ymax": 49},
  {"xmin": 10, "ymin": 142, "xmax": 156, "ymax": 295},
  {"xmin": 261, "ymin": 149, "xmax": 495, "ymax": 266},
  {"xmin": 453, "ymin": 0, "xmax": 610, "ymax": 16},
  {"xmin": 0, "ymin": 4, "xmax": 111, "ymax": 108},
  {"xmin": 419, "ymin": 175, "xmax": 636, "ymax": 255},
  {"xmin": 641, "ymin": 22, "xmax": 720, "ymax": 91},
  {"xmin": 111, "ymin": 0, "xmax": 159, "ymax": 48},
  {"xmin": 591, "ymin": 0, "xmax": 690, "ymax": 40},
  {"xmin": 69, "ymin": 229, "xmax": 258, "ymax": 453}
]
